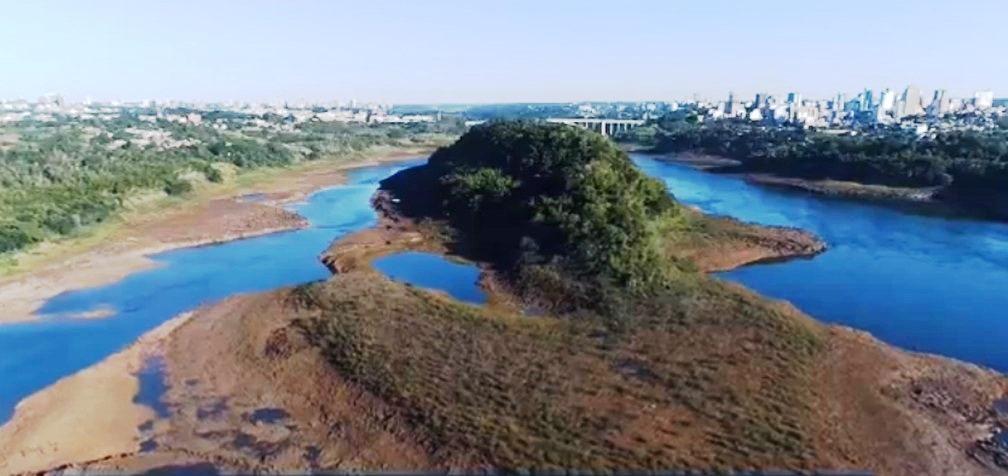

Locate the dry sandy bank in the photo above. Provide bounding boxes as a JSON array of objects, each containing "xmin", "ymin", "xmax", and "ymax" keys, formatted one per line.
[{"xmin": 0, "ymin": 148, "xmax": 431, "ymax": 325}]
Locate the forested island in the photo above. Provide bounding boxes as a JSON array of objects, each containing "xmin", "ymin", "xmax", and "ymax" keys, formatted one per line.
[
  {"xmin": 644, "ymin": 116, "xmax": 1008, "ymax": 219},
  {"xmin": 0, "ymin": 113, "xmax": 461, "ymax": 255}
]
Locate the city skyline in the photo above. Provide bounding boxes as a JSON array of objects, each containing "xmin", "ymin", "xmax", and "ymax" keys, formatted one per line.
[{"xmin": 7, "ymin": 84, "xmax": 1001, "ymax": 106}]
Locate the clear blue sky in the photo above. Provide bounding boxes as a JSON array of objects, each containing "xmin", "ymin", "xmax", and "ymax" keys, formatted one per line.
[{"xmin": 2, "ymin": 0, "xmax": 1005, "ymax": 103}]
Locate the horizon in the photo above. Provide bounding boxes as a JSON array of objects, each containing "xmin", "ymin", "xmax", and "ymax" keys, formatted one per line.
[{"xmin": 3, "ymin": 0, "xmax": 1006, "ymax": 104}]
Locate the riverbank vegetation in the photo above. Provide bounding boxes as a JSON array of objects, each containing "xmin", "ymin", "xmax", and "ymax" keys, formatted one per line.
[
  {"xmin": 0, "ymin": 113, "xmax": 462, "ymax": 255},
  {"xmin": 648, "ymin": 117, "xmax": 1008, "ymax": 217}
]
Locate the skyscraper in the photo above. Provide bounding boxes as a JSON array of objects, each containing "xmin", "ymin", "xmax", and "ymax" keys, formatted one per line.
[
  {"xmin": 879, "ymin": 89, "xmax": 896, "ymax": 112},
  {"xmin": 974, "ymin": 90, "xmax": 995, "ymax": 110},
  {"xmin": 929, "ymin": 89, "xmax": 950, "ymax": 116},
  {"xmin": 900, "ymin": 85, "xmax": 923, "ymax": 116}
]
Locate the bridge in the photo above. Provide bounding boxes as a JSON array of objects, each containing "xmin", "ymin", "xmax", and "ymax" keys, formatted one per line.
[
  {"xmin": 463, "ymin": 118, "xmax": 646, "ymax": 137},
  {"xmin": 546, "ymin": 118, "xmax": 645, "ymax": 136}
]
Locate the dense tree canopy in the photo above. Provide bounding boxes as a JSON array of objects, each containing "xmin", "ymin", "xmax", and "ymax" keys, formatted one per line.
[
  {"xmin": 0, "ymin": 116, "xmax": 458, "ymax": 255},
  {"xmin": 382, "ymin": 120, "xmax": 682, "ymax": 291},
  {"xmin": 651, "ymin": 118, "xmax": 1008, "ymax": 217}
]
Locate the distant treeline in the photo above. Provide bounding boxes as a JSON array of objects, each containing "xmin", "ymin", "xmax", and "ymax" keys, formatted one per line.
[
  {"xmin": 649, "ymin": 117, "xmax": 1008, "ymax": 217},
  {"xmin": 0, "ymin": 116, "xmax": 460, "ymax": 255}
]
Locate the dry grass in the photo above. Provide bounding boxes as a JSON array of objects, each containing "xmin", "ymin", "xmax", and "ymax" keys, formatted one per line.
[
  {"xmin": 662, "ymin": 210, "xmax": 825, "ymax": 272},
  {"xmin": 291, "ymin": 269, "xmax": 823, "ymax": 469}
]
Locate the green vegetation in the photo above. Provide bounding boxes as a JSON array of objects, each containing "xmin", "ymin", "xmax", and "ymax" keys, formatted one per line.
[
  {"xmin": 382, "ymin": 121, "xmax": 686, "ymax": 295},
  {"xmin": 0, "ymin": 113, "xmax": 461, "ymax": 255},
  {"xmin": 650, "ymin": 118, "xmax": 1008, "ymax": 217}
]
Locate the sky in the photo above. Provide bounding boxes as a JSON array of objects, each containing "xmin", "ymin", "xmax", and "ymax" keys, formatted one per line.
[{"xmin": 2, "ymin": 0, "xmax": 1006, "ymax": 104}]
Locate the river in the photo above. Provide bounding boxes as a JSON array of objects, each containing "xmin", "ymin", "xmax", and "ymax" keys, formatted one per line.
[
  {"xmin": 0, "ymin": 159, "xmax": 424, "ymax": 423},
  {"xmin": 633, "ymin": 153, "xmax": 1008, "ymax": 372},
  {"xmin": 2, "ymin": 154, "xmax": 1008, "ymax": 425}
]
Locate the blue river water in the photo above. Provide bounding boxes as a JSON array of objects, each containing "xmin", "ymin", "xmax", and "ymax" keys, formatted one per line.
[
  {"xmin": 0, "ymin": 159, "xmax": 424, "ymax": 424},
  {"xmin": 633, "ymin": 154, "xmax": 1008, "ymax": 371},
  {"xmin": 3, "ymin": 153, "xmax": 1008, "ymax": 425},
  {"xmin": 372, "ymin": 251, "xmax": 487, "ymax": 305}
]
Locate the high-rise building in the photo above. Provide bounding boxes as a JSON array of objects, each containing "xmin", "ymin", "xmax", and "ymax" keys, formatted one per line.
[
  {"xmin": 862, "ymin": 89, "xmax": 874, "ymax": 110},
  {"xmin": 901, "ymin": 85, "xmax": 923, "ymax": 116},
  {"xmin": 879, "ymin": 89, "xmax": 896, "ymax": 112},
  {"xmin": 786, "ymin": 92, "xmax": 801, "ymax": 105},
  {"xmin": 974, "ymin": 90, "xmax": 995, "ymax": 110},
  {"xmin": 929, "ymin": 89, "xmax": 950, "ymax": 116}
]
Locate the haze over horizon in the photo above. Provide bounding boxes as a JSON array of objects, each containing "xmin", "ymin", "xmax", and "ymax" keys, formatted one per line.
[{"xmin": 2, "ymin": 0, "xmax": 1006, "ymax": 103}]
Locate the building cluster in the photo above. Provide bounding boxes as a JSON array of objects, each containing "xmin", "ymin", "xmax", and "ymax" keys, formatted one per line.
[
  {"xmin": 0, "ymin": 95, "xmax": 440, "ymax": 126},
  {"xmin": 701, "ymin": 87, "xmax": 1006, "ymax": 133},
  {"xmin": 569, "ymin": 102, "xmax": 667, "ymax": 120}
]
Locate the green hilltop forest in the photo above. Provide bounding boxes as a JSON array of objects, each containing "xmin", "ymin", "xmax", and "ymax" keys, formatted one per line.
[
  {"xmin": 0, "ymin": 112, "xmax": 461, "ymax": 255},
  {"xmin": 382, "ymin": 120, "xmax": 688, "ymax": 302},
  {"xmin": 646, "ymin": 117, "xmax": 1008, "ymax": 218}
]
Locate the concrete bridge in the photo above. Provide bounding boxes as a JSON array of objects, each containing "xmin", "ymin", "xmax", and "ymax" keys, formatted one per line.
[{"xmin": 546, "ymin": 118, "xmax": 645, "ymax": 136}]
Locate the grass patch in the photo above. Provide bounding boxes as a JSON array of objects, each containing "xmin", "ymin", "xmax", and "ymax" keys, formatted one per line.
[{"xmin": 293, "ymin": 271, "xmax": 822, "ymax": 469}]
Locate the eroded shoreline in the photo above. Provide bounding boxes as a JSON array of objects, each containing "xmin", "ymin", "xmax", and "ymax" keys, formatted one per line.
[
  {"xmin": 0, "ymin": 150, "xmax": 437, "ymax": 474},
  {"xmin": 0, "ymin": 147, "xmax": 432, "ymax": 325},
  {"xmin": 652, "ymin": 152, "xmax": 943, "ymax": 206}
]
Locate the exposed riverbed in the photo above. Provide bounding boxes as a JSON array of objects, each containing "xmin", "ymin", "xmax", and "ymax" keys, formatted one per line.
[{"xmin": 0, "ymin": 159, "xmax": 425, "ymax": 424}]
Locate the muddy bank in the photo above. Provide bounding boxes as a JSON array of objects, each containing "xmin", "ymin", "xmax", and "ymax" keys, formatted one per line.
[
  {"xmin": 743, "ymin": 173, "xmax": 940, "ymax": 203},
  {"xmin": 672, "ymin": 211, "xmax": 827, "ymax": 273},
  {"xmin": 320, "ymin": 191, "xmax": 442, "ymax": 275},
  {"xmin": 321, "ymin": 191, "xmax": 521, "ymax": 313},
  {"xmin": 50, "ymin": 258, "xmax": 1008, "ymax": 474},
  {"xmin": 0, "ymin": 198, "xmax": 306, "ymax": 326},
  {"xmin": 658, "ymin": 151, "xmax": 742, "ymax": 170},
  {"xmin": 46, "ymin": 291, "xmax": 439, "ymax": 474},
  {"xmin": 0, "ymin": 311, "xmax": 193, "ymax": 474},
  {"xmin": 0, "ymin": 148, "xmax": 432, "ymax": 325},
  {"xmin": 655, "ymin": 153, "xmax": 943, "ymax": 206}
]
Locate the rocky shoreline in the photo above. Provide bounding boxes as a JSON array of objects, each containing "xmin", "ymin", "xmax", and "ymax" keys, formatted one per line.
[
  {"xmin": 671, "ymin": 210, "xmax": 827, "ymax": 273},
  {"xmin": 655, "ymin": 152, "xmax": 943, "ymax": 206},
  {"xmin": 742, "ymin": 173, "xmax": 941, "ymax": 203}
]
